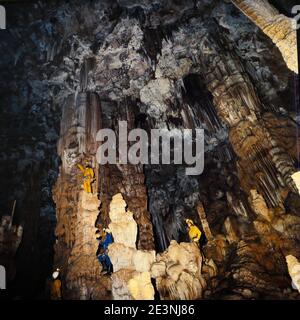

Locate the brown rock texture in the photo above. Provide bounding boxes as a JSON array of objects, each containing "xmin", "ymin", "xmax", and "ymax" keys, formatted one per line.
[
  {"xmin": 151, "ymin": 240, "xmax": 218, "ymax": 300},
  {"xmin": 52, "ymin": 92, "xmax": 109, "ymax": 299},
  {"xmin": 232, "ymin": 0, "xmax": 298, "ymax": 73},
  {"xmin": 196, "ymin": 27, "xmax": 298, "ymax": 211},
  {"xmin": 0, "ymin": 216, "xmax": 23, "ymax": 282},
  {"xmin": 1, "ymin": 0, "xmax": 300, "ymax": 300}
]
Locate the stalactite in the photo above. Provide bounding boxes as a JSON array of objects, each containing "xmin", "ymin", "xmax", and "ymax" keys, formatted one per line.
[
  {"xmin": 231, "ymin": 0, "xmax": 298, "ymax": 74},
  {"xmin": 224, "ymin": 216, "xmax": 239, "ymax": 243},
  {"xmin": 249, "ymin": 189, "xmax": 273, "ymax": 222},
  {"xmin": 197, "ymin": 26, "xmax": 298, "ymax": 207}
]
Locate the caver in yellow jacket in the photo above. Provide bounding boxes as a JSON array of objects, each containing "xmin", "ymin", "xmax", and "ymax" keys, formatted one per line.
[
  {"xmin": 188, "ymin": 225, "xmax": 202, "ymax": 242},
  {"xmin": 77, "ymin": 162, "xmax": 95, "ymax": 193},
  {"xmin": 186, "ymin": 219, "xmax": 202, "ymax": 243}
]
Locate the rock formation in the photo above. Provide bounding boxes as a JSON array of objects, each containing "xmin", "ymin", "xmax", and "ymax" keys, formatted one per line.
[
  {"xmin": 291, "ymin": 172, "xmax": 300, "ymax": 195},
  {"xmin": 150, "ymin": 240, "xmax": 217, "ymax": 300},
  {"xmin": 64, "ymin": 191, "xmax": 102, "ymax": 299},
  {"xmin": 108, "ymin": 193, "xmax": 155, "ymax": 300},
  {"xmin": 286, "ymin": 255, "xmax": 300, "ymax": 293},
  {"xmin": 1, "ymin": 0, "xmax": 300, "ymax": 300},
  {"xmin": 108, "ymin": 194, "xmax": 218, "ymax": 300},
  {"xmin": 232, "ymin": 0, "xmax": 298, "ymax": 73},
  {"xmin": 224, "ymin": 217, "xmax": 239, "ymax": 244},
  {"xmin": 108, "ymin": 193, "xmax": 137, "ymax": 249},
  {"xmin": 0, "ymin": 215, "xmax": 23, "ymax": 282},
  {"xmin": 52, "ymin": 92, "xmax": 108, "ymax": 299},
  {"xmin": 249, "ymin": 189, "xmax": 273, "ymax": 222}
]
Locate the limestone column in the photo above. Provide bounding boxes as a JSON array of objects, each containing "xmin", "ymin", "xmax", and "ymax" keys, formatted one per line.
[
  {"xmin": 53, "ymin": 92, "xmax": 105, "ymax": 299},
  {"xmin": 107, "ymin": 193, "xmax": 155, "ymax": 300}
]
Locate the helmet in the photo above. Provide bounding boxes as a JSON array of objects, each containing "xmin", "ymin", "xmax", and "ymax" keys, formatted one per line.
[
  {"xmin": 52, "ymin": 268, "xmax": 60, "ymax": 280},
  {"xmin": 84, "ymin": 159, "xmax": 91, "ymax": 167},
  {"xmin": 186, "ymin": 219, "xmax": 194, "ymax": 226}
]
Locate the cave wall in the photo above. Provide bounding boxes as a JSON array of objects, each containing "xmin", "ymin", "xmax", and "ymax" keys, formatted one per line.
[{"xmin": 0, "ymin": 0, "xmax": 299, "ymax": 299}]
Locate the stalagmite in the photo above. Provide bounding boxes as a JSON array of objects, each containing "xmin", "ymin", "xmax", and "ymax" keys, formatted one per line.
[
  {"xmin": 98, "ymin": 108, "xmax": 155, "ymax": 251},
  {"xmin": 286, "ymin": 255, "xmax": 300, "ymax": 293},
  {"xmin": 65, "ymin": 191, "xmax": 102, "ymax": 299},
  {"xmin": 197, "ymin": 203, "xmax": 213, "ymax": 241},
  {"xmin": 108, "ymin": 193, "xmax": 137, "ymax": 248},
  {"xmin": 107, "ymin": 193, "xmax": 155, "ymax": 300},
  {"xmin": 231, "ymin": 0, "xmax": 298, "ymax": 74},
  {"xmin": 150, "ymin": 240, "xmax": 217, "ymax": 300},
  {"xmin": 108, "ymin": 195, "xmax": 218, "ymax": 300},
  {"xmin": 127, "ymin": 272, "xmax": 155, "ymax": 300}
]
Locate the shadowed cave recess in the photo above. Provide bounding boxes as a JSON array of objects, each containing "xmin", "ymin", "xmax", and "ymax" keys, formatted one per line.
[{"xmin": 0, "ymin": 0, "xmax": 300, "ymax": 300}]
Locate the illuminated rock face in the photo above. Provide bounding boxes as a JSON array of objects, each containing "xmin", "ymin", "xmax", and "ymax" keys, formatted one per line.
[
  {"xmin": 128, "ymin": 272, "xmax": 155, "ymax": 300},
  {"xmin": 108, "ymin": 193, "xmax": 156, "ymax": 300},
  {"xmin": 195, "ymin": 25, "xmax": 298, "ymax": 206},
  {"xmin": 286, "ymin": 255, "xmax": 300, "ymax": 293},
  {"xmin": 150, "ymin": 240, "xmax": 217, "ymax": 300},
  {"xmin": 232, "ymin": 0, "xmax": 298, "ymax": 74},
  {"xmin": 53, "ymin": 93, "xmax": 107, "ymax": 300},
  {"xmin": 291, "ymin": 172, "xmax": 300, "ymax": 195},
  {"xmin": 108, "ymin": 193, "xmax": 137, "ymax": 249},
  {"xmin": 108, "ymin": 195, "xmax": 217, "ymax": 301},
  {"xmin": 111, "ymin": 269, "xmax": 154, "ymax": 300},
  {"xmin": 64, "ymin": 191, "xmax": 102, "ymax": 299}
]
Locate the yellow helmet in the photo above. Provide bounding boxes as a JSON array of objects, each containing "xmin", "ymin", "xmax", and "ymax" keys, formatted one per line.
[
  {"xmin": 84, "ymin": 159, "xmax": 91, "ymax": 166},
  {"xmin": 186, "ymin": 219, "xmax": 194, "ymax": 226}
]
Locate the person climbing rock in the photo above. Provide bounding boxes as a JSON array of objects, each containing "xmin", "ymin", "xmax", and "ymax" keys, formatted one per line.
[
  {"xmin": 96, "ymin": 228, "xmax": 113, "ymax": 274},
  {"xmin": 51, "ymin": 268, "xmax": 62, "ymax": 300},
  {"xmin": 77, "ymin": 160, "xmax": 95, "ymax": 193},
  {"xmin": 186, "ymin": 219, "xmax": 202, "ymax": 247}
]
